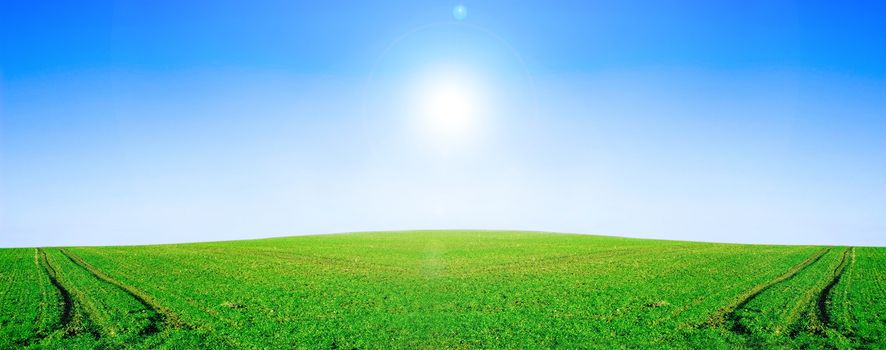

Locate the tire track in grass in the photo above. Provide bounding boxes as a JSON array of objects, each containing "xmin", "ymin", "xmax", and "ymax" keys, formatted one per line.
[
  {"xmin": 38, "ymin": 249, "xmax": 73, "ymax": 329},
  {"xmin": 815, "ymin": 247, "xmax": 852, "ymax": 331},
  {"xmin": 19, "ymin": 248, "xmax": 101, "ymax": 347},
  {"xmin": 79, "ymin": 249, "xmax": 245, "ymax": 348},
  {"xmin": 30, "ymin": 249, "xmax": 62, "ymax": 335},
  {"xmin": 59, "ymin": 248, "xmax": 188, "ymax": 334},
  {"xmin": 771, "ymin": 247, "xmax": 853, "ymax": 343},
  {"xmin": 706, "ymin": 247, "xmax": 829, "ymax": 330},
  {"xmin": 671, "ymin": 248, "xmax": 812, "ymax": 324},
  {"xmin": 14, "ymin": 249, "xmax": 73, "ymax": 347}
]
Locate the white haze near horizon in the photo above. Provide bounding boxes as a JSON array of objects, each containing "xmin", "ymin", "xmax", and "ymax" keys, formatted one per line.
[{"xmin": 1, "ymin": 68, "xmax": 885, "ymax": 248}]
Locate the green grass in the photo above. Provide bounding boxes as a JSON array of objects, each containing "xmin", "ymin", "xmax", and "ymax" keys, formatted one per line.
[{"xmin": 1, "ymin": 230, "xmax": 883, "ymax": 349}]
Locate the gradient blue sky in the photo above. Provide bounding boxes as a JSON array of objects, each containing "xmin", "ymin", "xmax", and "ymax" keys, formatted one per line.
[{"xmin": 1, "ymin": 1, "xmax": 885, "ymax": 247}]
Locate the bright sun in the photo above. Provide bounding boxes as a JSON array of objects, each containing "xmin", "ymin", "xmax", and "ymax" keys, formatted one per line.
[{"xmin": 411, "ymin": 66, "xmax": 490, "ymax": 149}]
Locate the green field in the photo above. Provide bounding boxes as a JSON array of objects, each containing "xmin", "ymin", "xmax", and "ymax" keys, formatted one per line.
[{"xmin": 1, "ymin": 231, "xmax": 883, "ymax": 349}]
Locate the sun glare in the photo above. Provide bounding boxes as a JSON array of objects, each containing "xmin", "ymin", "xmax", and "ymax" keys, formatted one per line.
[{"xmin": 411, "ymin": 67, "xmax": 490, "ymax": 150}]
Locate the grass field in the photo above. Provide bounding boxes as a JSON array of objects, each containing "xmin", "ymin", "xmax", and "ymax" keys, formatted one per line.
[{"xmin": 1, "ymin": 230, "xmax": 883, "ymax": 349}]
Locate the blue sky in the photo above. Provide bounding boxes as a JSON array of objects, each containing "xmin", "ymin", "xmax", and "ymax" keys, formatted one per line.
[{"xmin": 1, "ymin": 1, "xmax": 885, "ymax": 247}]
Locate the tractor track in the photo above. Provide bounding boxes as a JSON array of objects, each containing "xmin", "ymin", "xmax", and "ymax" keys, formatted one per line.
[
  {"xmin": 16, "ymin": 248, "xmax": 98, "ymax": 348},
  {"xmin": 706, "ymin": 248, "xmax": 830, "ymax": 330},
  {"xmin": 709, "ymin": 246, "xmax": 856, "ymax": 343},
  {"xmin": 31, "ymin": 249, "xmax": 74, "ymax": 342},
  {"xmin": 59, "ymin": 249, "xmax": 188, "ymax": 333},
  {"xmin": 38, "ymin": 249, "xmax": 74, "ymax": 329},
  {"xmin": 36, "ymin": 249, "xmax": 73, "ymax": 329},
  {"xmin": 816, "ymin": 247, "xmax": 853, "ymax": 330}
]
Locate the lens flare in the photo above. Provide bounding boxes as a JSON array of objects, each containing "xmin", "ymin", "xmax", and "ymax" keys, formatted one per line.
[{"xmin": 452, "ymin": 5, "xmax": 468, "ymax": 20}]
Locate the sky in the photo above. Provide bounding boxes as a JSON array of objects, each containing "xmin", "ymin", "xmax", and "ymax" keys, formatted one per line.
[{"xmin": 1, "ymin": 1, "xmax": 885, "ymax": 247}]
